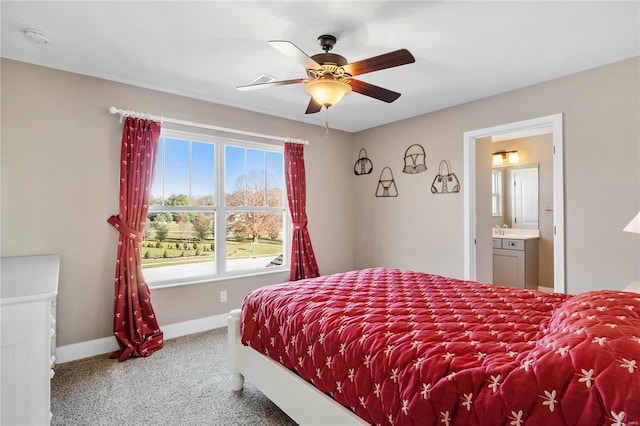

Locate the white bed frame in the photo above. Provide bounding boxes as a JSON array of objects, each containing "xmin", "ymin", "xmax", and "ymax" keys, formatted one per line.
[{"xmin": 228, "ymin": 309, "xmax": 368, "ymax": 425}]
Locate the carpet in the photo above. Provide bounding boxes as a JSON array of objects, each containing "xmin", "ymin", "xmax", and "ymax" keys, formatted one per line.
[{"xmin": 51, "ymin": 328, "xmax": 297, "ymax": 425}]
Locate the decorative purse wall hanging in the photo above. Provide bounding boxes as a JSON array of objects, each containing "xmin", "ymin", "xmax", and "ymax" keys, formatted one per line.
[
  {"xmin": 376, "ymin": 167, "xmax": 398, "ymax": 197},
  {"xmin": 431, "ymin": 160, "xmax": 460, "ymax": 194},
  {"xmin": 354, "ymin": 148, "xmax": 373, "ymax": 175},
  {"xmin": 402, "ymin": 144, "xmax": 427, "ymax": 174}
]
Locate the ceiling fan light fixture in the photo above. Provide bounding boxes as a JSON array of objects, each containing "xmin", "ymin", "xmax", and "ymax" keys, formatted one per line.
[{"xmin": 304, "ymin": 78, "xmax": 352, "ymax": 108}]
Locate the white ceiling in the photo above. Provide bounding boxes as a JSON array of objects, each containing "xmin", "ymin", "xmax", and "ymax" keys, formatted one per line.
[{"xmin": 2, "ymin": 1, "xmax": 639, "ymax": 133}]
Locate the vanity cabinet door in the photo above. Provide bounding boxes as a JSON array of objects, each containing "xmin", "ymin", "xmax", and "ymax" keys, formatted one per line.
[{"xmin": 493, "ymin": 249, "xmax": 525, "ymax": 288}]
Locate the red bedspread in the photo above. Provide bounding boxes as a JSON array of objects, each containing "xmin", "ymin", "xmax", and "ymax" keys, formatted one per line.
[{"xmin": 241, "ymin": 268, "xmax": 640, "ymax": 425}]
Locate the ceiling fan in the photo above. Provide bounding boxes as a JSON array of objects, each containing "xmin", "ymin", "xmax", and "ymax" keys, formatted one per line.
[{"xmin": 237, "ymin": 34, "xmax": 415, "ymax": 114}]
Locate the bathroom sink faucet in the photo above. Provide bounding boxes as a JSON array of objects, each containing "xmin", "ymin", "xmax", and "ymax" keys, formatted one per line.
[{"xmin": 493, "ymin": 225, "xmax": 509, "ymax": 236}]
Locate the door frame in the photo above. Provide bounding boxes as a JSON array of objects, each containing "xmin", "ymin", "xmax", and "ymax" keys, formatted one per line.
[{"xmin": 463, "ymin": 113, "xmax": 565, "ymax": 293}]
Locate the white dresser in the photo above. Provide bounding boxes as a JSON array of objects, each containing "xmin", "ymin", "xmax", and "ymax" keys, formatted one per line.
[{"xmin": 1, "ymin": 255, "xmax": 60, "ymax": 426}]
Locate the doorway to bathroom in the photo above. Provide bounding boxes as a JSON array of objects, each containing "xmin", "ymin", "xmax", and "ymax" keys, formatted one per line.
[{"xmin": 463, "ymin": 114, "xmax": 565, "ymax": 293}]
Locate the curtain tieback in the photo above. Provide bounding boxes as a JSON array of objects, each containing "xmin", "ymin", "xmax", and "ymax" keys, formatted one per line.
[
  {"xmin": 107, "ymin": 215, "xmax": 143, "ymax": 242},
  {"xmin": 292, "ymin": 221, "xmax": 308, "ymax": 231}
]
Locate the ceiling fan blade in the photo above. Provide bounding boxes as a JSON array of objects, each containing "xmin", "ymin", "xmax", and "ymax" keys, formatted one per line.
[
  {"xmin": 343, "ymin": 49, "xmax": 415, "ymax": 76},
  {"xmin": 349, "ymin": 79, "xmax": 401, "ymax": 103},
  {"xmin": 268, "ymin": 40, "xmax": 322, "ymax": 70},
  {"xmin": 236, "ymin": 78, "xmax": 306, "ymax": 91},
  {"xmin": 305, "ymin": 97, "xmax": 323, "ymax": 114}
]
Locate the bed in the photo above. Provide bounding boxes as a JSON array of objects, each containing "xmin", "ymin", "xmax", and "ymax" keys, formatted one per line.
[{"xmin": 228, "ymin": 267, "xmax": 640, "ymax": 425}]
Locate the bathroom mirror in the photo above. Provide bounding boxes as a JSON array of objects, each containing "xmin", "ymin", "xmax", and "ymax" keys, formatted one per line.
[{"xmin": 492, "ymin": 165, "xmax": 539, "ymax": 229}]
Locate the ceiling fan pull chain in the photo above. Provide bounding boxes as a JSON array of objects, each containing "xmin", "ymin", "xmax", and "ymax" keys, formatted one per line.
[{"xmin": 325, "ymin": 107, "xmax": 329, "ymax": 138}]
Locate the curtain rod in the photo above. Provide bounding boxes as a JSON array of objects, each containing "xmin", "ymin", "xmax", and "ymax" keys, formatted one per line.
[{"xmin": 108, "ymin": 106, "xmax": 309, "ymax": 145}]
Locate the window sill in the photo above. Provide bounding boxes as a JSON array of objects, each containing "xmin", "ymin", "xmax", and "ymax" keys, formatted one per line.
[{"xmin": 146, "ymin": 266, "xmax": 289, "ymax": 290}]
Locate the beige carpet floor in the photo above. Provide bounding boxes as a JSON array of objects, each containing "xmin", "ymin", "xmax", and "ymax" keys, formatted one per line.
[{"xmin": 51, "ymin": 328, "xmax": 297, "ymax": 425}]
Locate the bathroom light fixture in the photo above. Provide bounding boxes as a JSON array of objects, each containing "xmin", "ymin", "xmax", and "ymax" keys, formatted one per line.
[
  {"xmin": 304, "ymin": 77, "xmax": 352, "ymax": 108},
  {"xmin": 492, "ymin": 150, "xmax": 519, "ymax": 166}
]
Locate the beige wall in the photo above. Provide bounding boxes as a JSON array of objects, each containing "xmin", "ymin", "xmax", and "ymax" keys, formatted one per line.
[
  {"xmin": 353, "ymin": 56, "xmax": 640, "ymax": 294},
  {"xmin": 2, "ymin": 56, "xmax": 639, "ymax": 348},
  {"xmin": 0, "ymin": 59, "xmax": 355, "ymax": 346}
]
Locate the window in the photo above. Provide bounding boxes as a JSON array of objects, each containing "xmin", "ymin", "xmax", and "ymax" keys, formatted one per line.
[
  {"xmin": 492, "ymin": 169, "xmax": 503, "ymax": 217},
  {"xmin": 142, "ymin": 129, "xmax": 288, "ymax": 287}
]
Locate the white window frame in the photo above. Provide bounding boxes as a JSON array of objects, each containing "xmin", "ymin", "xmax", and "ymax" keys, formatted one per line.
[
  {"xmin": 145, "ymin": 128, "xmax": 289, "ymax": 289},
  {"xmin": 491, "ymin": 169, "xmax": 503, "ymax": 217}
]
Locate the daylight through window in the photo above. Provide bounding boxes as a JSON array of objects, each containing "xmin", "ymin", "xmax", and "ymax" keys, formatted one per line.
[
  {"xmin": 492, "ymin": 169, "xmax": 503, "ymax": 217},
  {"xmin": 142, "ymin": 129, "xmax": 288, "ymax": 287}
]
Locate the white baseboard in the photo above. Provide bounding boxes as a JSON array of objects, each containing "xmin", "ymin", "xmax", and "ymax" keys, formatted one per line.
[
  {"xmin": 55, "ymin": 313, "xmax": 228, "ymax": 364},
  {"xmin": 56, "ymin": 336, "xmax": 119, "ymax": 364}
]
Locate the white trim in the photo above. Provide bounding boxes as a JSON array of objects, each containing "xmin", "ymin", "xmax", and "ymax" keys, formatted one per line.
[
  {"xmin": 55, "ymin": 336, "xmax": 118, "ymax": 364},
  {"xmin": 162, "ymin": 313, "xmax": 228, "ymax": 338},
  {"xmin": 463, "ymin": 113, "xmax": 565, "ymax": 293},
  {"xmin": 55, "ymin": 313, "xmax": 228, "ymax": 363}
]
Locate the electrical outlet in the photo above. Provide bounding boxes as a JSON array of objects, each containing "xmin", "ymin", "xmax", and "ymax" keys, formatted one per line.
[{"xmin": 220, "ymin": 290, "xmax": 227, "ymax": 303}]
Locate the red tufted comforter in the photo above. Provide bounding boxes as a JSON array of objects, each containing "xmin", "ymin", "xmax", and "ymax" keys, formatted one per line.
[{"xmin": 241, "ymin": 268, "xmax": 640, "ymax": 425}]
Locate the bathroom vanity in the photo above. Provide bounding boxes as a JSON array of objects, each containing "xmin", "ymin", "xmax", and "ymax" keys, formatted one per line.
[{"xmin": 492, "ymin": 229, "xmax": 539, "ymax": 289}]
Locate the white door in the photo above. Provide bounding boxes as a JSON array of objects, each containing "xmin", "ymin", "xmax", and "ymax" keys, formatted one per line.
[{"xmin": 512, "ymin": 167, "xmax": 538, "ymax": 228}]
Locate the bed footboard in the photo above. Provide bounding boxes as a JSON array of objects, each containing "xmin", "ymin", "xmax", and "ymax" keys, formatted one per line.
[
  {"xmin": 227, "ymin": 308, "xmax": 367, "ymax": 425},
  {"xmin": 228, "ymin": 309, "xmax": 245, "ymax": 391}
]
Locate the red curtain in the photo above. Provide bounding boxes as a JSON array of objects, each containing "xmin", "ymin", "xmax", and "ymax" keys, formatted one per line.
[
  {"xmin": 284, "ymin": 142, "xmax": 320, "ymax": 281},
  {"xmin": 107, "ymin": 117, "xmax": 163, "ymax": 361}
]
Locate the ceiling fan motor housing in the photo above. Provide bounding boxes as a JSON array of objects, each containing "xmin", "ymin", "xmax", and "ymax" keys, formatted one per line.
[
  {"xmin": 317, "ymin": 34, "xmax": 337, "ymax": 52},
  {"xmin": 307, "ymin": 56, "xmax": 351, "ymax": 80},
  {"xmin": 311, "ymin": 52, "xmax": 348, "ymax": 67}
]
